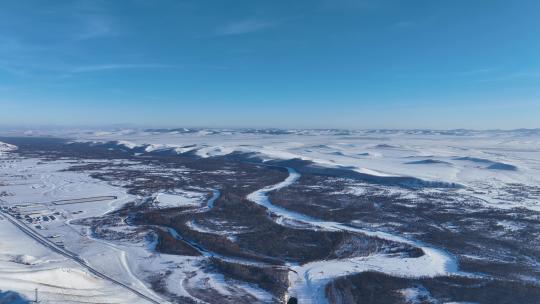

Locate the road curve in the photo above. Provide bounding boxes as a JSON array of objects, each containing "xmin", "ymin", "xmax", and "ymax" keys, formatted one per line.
[{"xmin": 0, "ymin": 210, "xmax": 164, "ymax": 304}]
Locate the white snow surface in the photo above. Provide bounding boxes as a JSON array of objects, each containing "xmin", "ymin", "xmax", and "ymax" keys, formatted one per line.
[
  {"xmin": 247, "ymin": 168, "xmax": 459, "ymax": 304},
  {"xmin": 155, "ymin": 190, "xmax": 206, "ymax": 208},
  {"xmin": 1, "ymin": 128, "xmax": 539, "ymax": 303},
  {"xmin": 0, "ymin": 210, "xmax": 147, "ymax": 304},
  {"xmin": 399, "ymin": 286, "xmax": 437, "ymax": 304},
  {"xmin": 0, "ymin": 157, "xmax": 165, "ymax": 303},
  {"xmin": 6, "ymin": 128, "xmax": 538, "ymax": 210},
  {"xmin": 0, "ymin": 141, "xmax": 17, "ymax": 154},
  {"xmin": 0, "ymin": 155, "xmax": 270, "ymax": 303}
]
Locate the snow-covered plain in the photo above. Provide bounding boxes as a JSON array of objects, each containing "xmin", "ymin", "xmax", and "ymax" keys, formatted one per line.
[
  {"xmin": 0, "ymin": 213, "xmax": 147, "ymax": 304},
  {"xmin": 155, "ymin": 190, "xmax": 206, "ymax": 208},
  {"xmin": 0, "ymin": 157, "xmax": 165, "ymax": 303},
  {"xmin": 0, "ymin": 151, "xmax": 274, "ymax": 303},
  {"xmin": 16, "ymin": 127, "xmax": 536, "ymax": 211},
  {"xmin": 0, "ymin": 128, "xmax": 539, "ymax": 303}
]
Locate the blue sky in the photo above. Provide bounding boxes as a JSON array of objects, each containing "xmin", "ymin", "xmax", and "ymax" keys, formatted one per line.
[{"xmin": 1, "ymin": 0, "xmax": 539, "ymax": 129}]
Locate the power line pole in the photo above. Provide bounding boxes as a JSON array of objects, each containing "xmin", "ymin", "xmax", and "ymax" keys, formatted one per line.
[{"xmin": 34, "ymin": 288, "xmax": 39, "ymax": 303}]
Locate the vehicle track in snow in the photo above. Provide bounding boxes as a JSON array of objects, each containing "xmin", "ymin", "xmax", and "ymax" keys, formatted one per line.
[{"xmin": 0, "ymin": 209, "xmax": 164, "ymax": 304}]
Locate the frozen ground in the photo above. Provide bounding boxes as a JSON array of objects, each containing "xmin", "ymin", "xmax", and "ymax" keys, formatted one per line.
[
  {"xmin": 0, "ymin": 149, "xmax": 275, "ymax": 304},
  {"xmin": 0, "ymin": 128, "xmax": 539, "ymax": 303},
  {"xmin": 0, "ymin": 204, "xmax": 149, "ymax": 303},
  {"xmin": 0, "ymin": 157, "xmax": 165, "ymax": 303},
  {"xmin": 247, "ymin": 167, "xmax": 458, "ymax": 303},
  {"xmin": 5, "ymin": 128, "xmax": 538, "ymax": 210}
]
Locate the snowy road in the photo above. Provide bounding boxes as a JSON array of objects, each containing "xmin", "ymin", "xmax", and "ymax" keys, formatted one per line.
[{"xmin": 0, "ymin": 209, "xmax": 163, "ymax": 304}]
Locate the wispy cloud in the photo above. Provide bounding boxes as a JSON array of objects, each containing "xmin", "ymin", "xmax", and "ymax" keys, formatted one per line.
[
  {"xmin": 393, "ymin": 67, "xmax": 507, "ymax": 80},
  {"xmin": 393, "ymin": 21, "xmax": 414, "ymax": 29},
  {"xmin": 62, "ymin": 0, "xmax": 120, "ymax": 40},
  {"xmin": 216, "ymin": 19, "xmax": 276, "ymax": 36},
  {"xmin": 75, "ymin": 14, "xmax": 117, "ymax": 40},
  {"xmin": 458, "ymin": 67, "xmax": 499, "ymax": 76},
  {"xmin": 0, "ymin": 61, "xmax": 182, "ymax": 78},
  {"xmin": 477, "ymin": 71, "xmax": 540, "ymax": 83},
  {"xmin": 69, "ymin": 63, "xmax": 182, "ymax": 73},
  {"xmin": 318, "ymin": 0, "xmax": 377, "ymax": 10}
]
